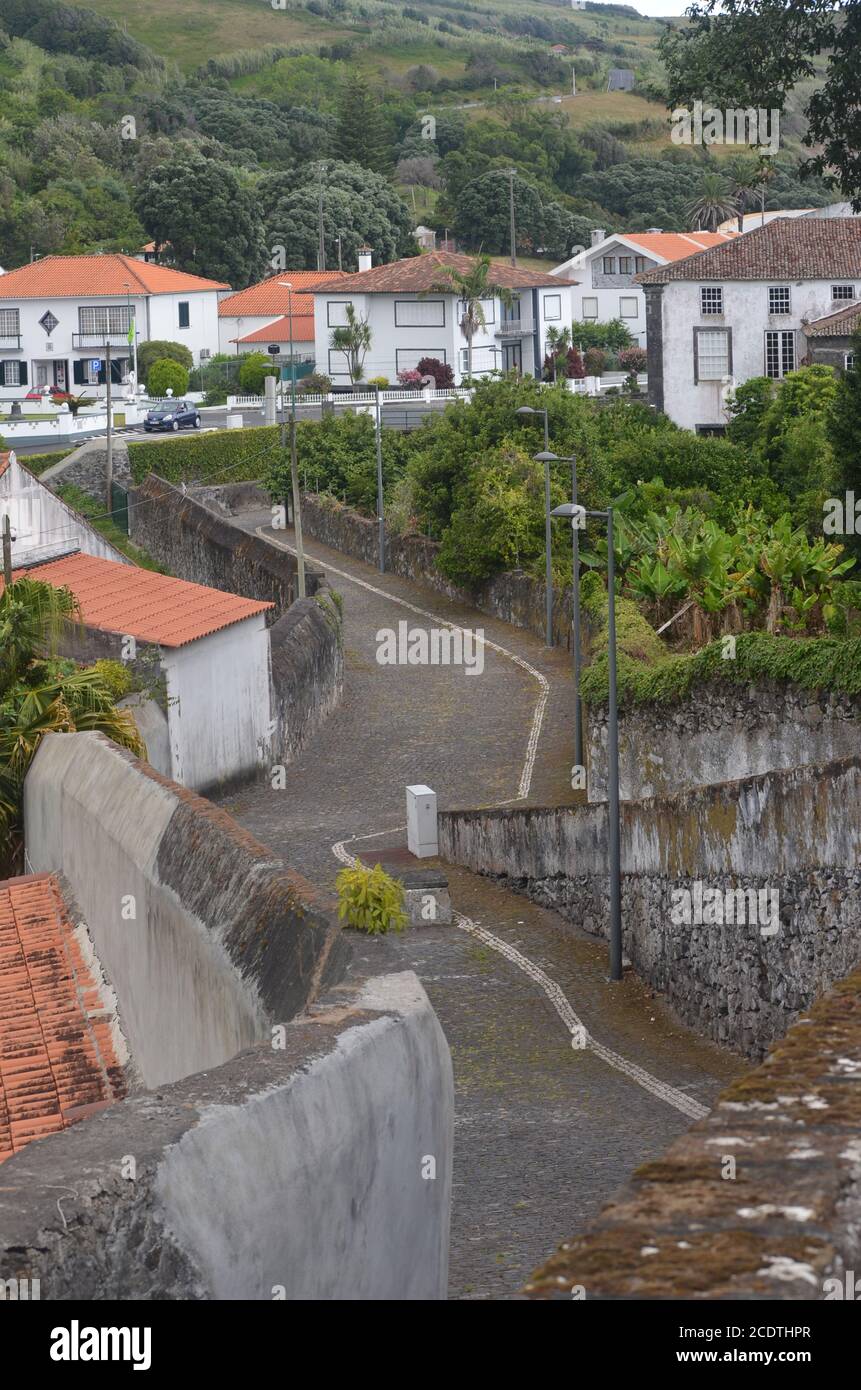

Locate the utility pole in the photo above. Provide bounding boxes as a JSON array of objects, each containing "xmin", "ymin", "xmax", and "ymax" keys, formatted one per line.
[
  {"xmin": 508, "ymin": 169, "xmax": 517, "ymax": 267},
  {"xmin": 2, "ymin": 514, "xmax": 11, "ymax": 587},
  {"xmin": 287, "ymin": 284, "xmax": 305, "ymax": 599},
  {"xmin": 105, "ymin": 341, "xmax": 113, "ymax": 508},
  {"xmin": 336, "ymin": 235, "xmax": 343, "ymax": 272},
  {"xmin": 316, "ymin": 165, "xmax": 326, "ymax": 273}
]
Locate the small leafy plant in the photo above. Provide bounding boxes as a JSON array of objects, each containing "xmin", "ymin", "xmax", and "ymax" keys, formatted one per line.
[{"xmin": 336, "ymin": 860, "xmax": 408, "ymax": 935}]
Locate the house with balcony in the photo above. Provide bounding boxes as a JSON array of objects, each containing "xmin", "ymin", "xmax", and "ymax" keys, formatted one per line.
[
  {"xmin": 0, "ymin": 254, "xmax": 230, "ymax": 399},
  {"xmin": 552, "ymin": 229, "xmax": 737, "ymax": 347},
  {"xmin": 312, "ymin": 249, "xmax": 577, "ymax": 385},
  {"xmin": 636, "ymin": 218, "xmax": 861, "ymax": 431}
]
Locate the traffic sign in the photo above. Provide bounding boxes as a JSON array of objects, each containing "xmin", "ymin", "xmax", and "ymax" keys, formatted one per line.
[{"xmin": 91, "ymin": 359, "xmax": 102, "ymax": 374}]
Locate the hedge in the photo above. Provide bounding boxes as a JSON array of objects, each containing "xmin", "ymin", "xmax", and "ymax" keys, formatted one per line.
[
  {"xmin": 15, "ymin": 448, "xmax": 75, "ymax": 476},
  {"xmin": 128, "ymin": 425, "xmax": 282, "ymax": 486}
]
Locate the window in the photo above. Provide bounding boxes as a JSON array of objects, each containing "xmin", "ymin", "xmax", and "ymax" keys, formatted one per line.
[
  {"xmin": 0, "ymin": 309, "xmax": 20, "ymax": 336},
  {"xmin": 700, "ymin": 287, "xmax": 723, "ymax": 315},
  {"xmin": 582, "ymin": 297, "xmax": 599, "ymax": 319},
  {"xmin": 845, "ymin": 352, "xmax": 856, "ymax": 373},
  {"xmin": 178, "ymin": 301, "xmax": 190, "ymax": 329},
  {"xmin": 832, "ymin": 285, "xmax": 855, "ymax": 301},
  {"xmin": 694, "ymin": 328, "xmax": 731, "ymax": 381},
  {"xmin": 457, "ymin": 297, "xmax": 495, "ymax": 325},
  {"xmin": 394, "ymin": 299, "xmax": 445, "ymax": 327},
  {"xmin": 618, "ymin": 256, "xmax": 633, "ymax": 275},
  {"xmin": 619, "ymin": 296, "xmax": 639, "ymax": 319},
  {"xmin": 695, "ymin": 424, "xmax": 727, "ymax": 437},
  {"xmin": 543, "ymin": 294, "xmax": 562, "ymax": 320},
  {"xmin": 395, "ymin": 347, "xmax": 447, "ymax": 373},
  {"xmin": 459, "ymin": 345, "xmax": 498, "ymax": 373},
  {"xmin": 326, "ymin": 301, "xmax": 353, "ymax": 327},
  {"xmin": 634, "ymin": 256, "xmax": 647, "ymax": 274},
  {"xmin": 768, "ymin": 285, "xmax": 791, "ymax": 315},
  {"xmin": 602, "ymin": 256, "xmax": 616, "ymax": 275},
  {"xmin": 2, "ymin": 359, "xmax": 21, "ymax": 385},
  {"xmin": 765, "ymin": 329, "xmax": 796, "ymax": 378},
  {"xmin": 78, "ymin": 305, "xmax": 132, "ymax": 335}
]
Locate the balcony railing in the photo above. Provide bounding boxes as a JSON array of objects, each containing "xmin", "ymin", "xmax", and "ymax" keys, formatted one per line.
[
  {"xmin": 73, "ymin": 331, "xmax": 133, "ymax": 349},
  {"xmin": 494, "ymin": 321, "xmax": 529, "ymax": 338},
  {"xmin": 0, "ymin": 334, "xmax": 21, "ymax": 350}
]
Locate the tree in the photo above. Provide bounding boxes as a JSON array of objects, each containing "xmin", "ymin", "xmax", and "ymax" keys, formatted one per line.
[
  {"xmin": 137, "ymin": 340, "xmax": 193, "ymax": 388},
  {"xmin": 238, "ymin": 352, "xmax": 278, "ymax": 395},
  {"xmin": 722, "ymin": 154, "xmax": 761, "ymax": 232},
  {"xmin": 453, "ymin": 170, "xmax": 574, "ymax": 257},
  {"xmin": 686, "ymin": 172, "xmax": 737, "ymax": 232},
  {"xmin": 330, "ymin": 304, "xmax": 372, "ymax": 383},
  {"xmin": 429, "ymin": 254, "xmax": 516, "ymax": 380},
  {"xmin": 660, "ymin": 0, "xmax": 861, "ymax": 209},
  {"xmin": 0, "ymin": 578, "xmax": 145, "ymax": 871},
  {"xmin": 148, "ymin": 359, "xmax": 189, "ymax": 397},
  {"xmin": 335, "ymin": 76, "xmax": 392, "ymax": 174},
  {"xmin": 830, "ymin": 332, "xmax": 861, "ymax": 487},
  {"xmin": 136, "ymin": 150, "xmax": 268, "ymax": 287},
  {"xmin": 258, "ymin": 161, "xmax": 414, "ymax": 270}
]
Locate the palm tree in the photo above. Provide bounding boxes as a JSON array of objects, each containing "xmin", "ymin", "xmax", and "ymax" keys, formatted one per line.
[
  {"xmin": 329, "ymin": 304, "xmax": 372, "ymax": 384},
  {"xmin": 430, "ymin": 254, "xmax": 516, "ymax": 380},
  {"xmin": 754, "ymin": 156, "xmax": 776, "ymax": 230},
  {"xmin": 723, "ymin": 155, "xmax": 761, "ymax": 233},
  {"xmin": 686, "ymin": 173, "xmax": 738, "ymax": 233},
  {"xmin": 0, "ymin": 577, "xmax": 145, "ymax": 872},
  {"xmin": 545, "ymin": 325, "xmax": 572, "ymax": 382}
]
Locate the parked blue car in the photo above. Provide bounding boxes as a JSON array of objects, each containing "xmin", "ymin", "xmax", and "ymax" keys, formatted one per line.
[{"xmin": 144, "ymin": 400, "xmax": 201, "ymax": 432}]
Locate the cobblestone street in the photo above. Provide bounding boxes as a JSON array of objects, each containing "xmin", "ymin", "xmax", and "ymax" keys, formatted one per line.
[{"xmin": 217, "ymin": 516, "xmax": 744, "ymax": 1298}]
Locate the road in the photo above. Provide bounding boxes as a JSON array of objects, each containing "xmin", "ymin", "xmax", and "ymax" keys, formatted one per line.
[{"xmin": 213, "ymin": 511, "xmax": 744, "ymax": 1299}]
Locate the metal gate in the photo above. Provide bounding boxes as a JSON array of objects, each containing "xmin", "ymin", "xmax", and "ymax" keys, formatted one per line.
[{"xmin": 110, "ymin": 481, "xmax": 129, "ymax": 535}]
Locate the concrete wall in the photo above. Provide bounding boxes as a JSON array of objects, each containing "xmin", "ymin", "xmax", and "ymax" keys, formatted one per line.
[
  {"xmin": 24, "ymin": 732, "xmax": 350, "ymax": 1089},
  {"xmin": 128, "ymin": 474, "xmax": 323, "ymax": 616},
  {"xmin": 438, "ymin": 755, "xmax": 861, "ymax": 1058},
  {"xmin": 526, "ymin": 960, "xmax": 861, "ymax": 1300},
  {"xmin": 269, "ymin": 596, "xmax": 344, "ymax": 765},
  {"xmin": 0, "ymin": 452, "xmax": 129, "ymax": 567},
  {"xmin": 0, "ymin": 970, "xmax": 453, "ymax": 1301},
  {"xmin": 40, "ymin": 435, "xmax": 132, "ymax": 506},
  {"xmin": 586, "ymin": 679, "xmax": 861, "ymax": 802}
]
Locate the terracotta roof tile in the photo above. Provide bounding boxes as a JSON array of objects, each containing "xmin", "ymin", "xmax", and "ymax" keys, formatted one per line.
[
  {"xmin": 637, "ymin": 218, "xmax": 861, "ymax": 285},
  {"xmin": 314, "ymin": 250, "xmax": 576, "ymax": 294},
  {"xmin": 0, "ymin": 254, "xmax": 229, "ymax": 299},
  {"xmin": 805, "ymin": 300, "xmax": 861, "ymax": 337},
  {"xmin": 219, "ymin": 270, "xmax": 347, "ymax": 319},
  {"xmin": 233, "ymin": 314, "xmax": 315, "ymax": 344},
  {"xmin": 0, "ymin": 874, "xmax": 126, "ymax": 1164},
  {"xmin": 1, "ymin": 552, "xmax": 273, "ymax": 647},
  {"xmin": 620, "ymin": 231, "xmax": 737, "ymax": 260}
]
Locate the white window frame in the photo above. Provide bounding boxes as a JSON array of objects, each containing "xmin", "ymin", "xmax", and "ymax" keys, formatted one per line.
[
  {"xmin": 700, "ymin": 287, "xmax": 723, "ymax": 316},
  {"xmin": 78, "ymin": 305, "xmax": 132, "ymax": 335},
  {"xmin": 543, "ymin": 293, "xmax": 562, "ymax": 321},
  {"xmin": 581, "ymin": 297, "xmax": 599, "ymax": 320},
  {"xmin": 694, "ymin": 327, "xmax": 731, "ymax": 382},
  {"xmin": 457, "ymin": 297, "xmax": 496, "ymax": 325},
  {"xmin": 459, "ymin": 345, "xmax": 498, "ymax": 373},
  {"xmin": 845, "ymin": 352, "xmax": 856, "ymax": 372},
  {"xmin": 768, "ymin": 285, "xmax": 791, "ymax": 315},
  {"xmin": 2, "ymin": 359, "xmax": 21, "ymax": 386},
  {"xmin": 832, "ymin": 284, "xmax": 855, "ymax": 301},
  {"xmin": 764, "ymin": 329, "xmax": 796, "ymax": 379},
  {"xmin": 619, "ymin": 296, "xmax": 639, "ymax": 319},
  {"xmin": 394, "ymin": 299, "xmax": 445, "ymax": 328},
  {"xmin": 0, "ymin": 308, "xmax": 20, "ymax": 336}
]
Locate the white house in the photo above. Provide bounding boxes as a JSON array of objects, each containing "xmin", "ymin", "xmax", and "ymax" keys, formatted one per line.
[
  {"xmin": 637, "ymin": 218, "xmax": 861, "ymax": 431},
  {"xmin": 552, "ymin": 229, "xmax": 737, "ymax": 347},
  {"xmin": 312, "ymin": 249, "xmax": 577, "ymax": 384},
  {"xmin": 217, "ymin": 270, "xmax": 347, "ymax": 361},
  {"xmin": 1, "ymin": 550, "xmax": 274, "ymax": 792},
  {"xmin": 0, "ymin": 254, "xmax": 230, "ymax": 399},
  {"xmin": 0, "ymin": 449, "xmax": 130, "ymax": 568}
]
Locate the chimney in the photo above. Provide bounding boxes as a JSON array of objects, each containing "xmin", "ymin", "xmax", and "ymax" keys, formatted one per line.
[
  {"xmin": 357, "ymin": 246, "xmax": 373, "ymax": 272},
  {"xmin": 590, "ymin": 228, "xmax": 606, "ymax": 247},
  {"xmin": 645, "ymin": 227, "xmax": 663, "ymax": 234}
]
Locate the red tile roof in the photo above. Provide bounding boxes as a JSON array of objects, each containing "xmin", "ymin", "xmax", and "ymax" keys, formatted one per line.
[
  {"xmin": 1, "ymin": 552, "xmax": 273, "ymax": 647},
  {"xmin": 0, "ymin": 873, "xmax": 126, "ymax": 1164},
  {"xmin": 620, "ymin": 231, "xmax": 737, "ymax": 260},
  {"xmin": 314, "ymin": 250, "xmax": 576, "ymax": 294},
  {"xmin": 0, "ymin": 450, "xmax": 11, "ymax": 480},
  {"xmin": 0, "ymin": 254, "xmax": 229, "ymax": 299},
  {"xmin": 805, "ymin": 300, "xmax": 861, "ymax": 337},
  {"xmin": 637, "ymin": 218, "xmax": 861, "ymax": 284},
  {"xmin": 233, "ymin": 314, "xmax": 315, "ymax": 345},
  {"xmin": 219, "ymin": 270, "xmax": 347, "ymax": 320}
]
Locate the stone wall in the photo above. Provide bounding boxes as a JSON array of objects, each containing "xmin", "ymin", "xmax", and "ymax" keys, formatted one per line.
[
  {"xmin": 438, "ymin": 756, "xmax": 861, "ymax": 1059},
  {"xmin": 128, "ymin": 474, "xmax": 323, "ymax": 617},
  {"xmin": 587, "ymin": 678, "xmax": 861, "ymax": 802},
  {"xmin": 269, "ymin": 595, "xmax": 344, "ymax": 765},
  {"xmin": 0, "ymin": 971, "xmax": 453, "ymax": 1301},
  {"xmin": 40, "ymin": 436, "xmax": 132, "ymax": 504},
  {"xmin": 300, "ymin": 492, "xmax": 578, "ymax": 648},
  {"xmin": 526, "ymin": 961, "xmax": 861, "ymax": 1300},
  {"xmin": 24, "ymin": 732, "xmax": 350, "ymax": 1088}
]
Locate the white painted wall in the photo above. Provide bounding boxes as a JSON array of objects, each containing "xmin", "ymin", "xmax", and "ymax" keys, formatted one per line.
[
  {"xmin": 552, "ymin": 240, "xmax": 659, "ymax": 346},
  {"xmin": 161, "ymin": 615, "xmax": 273, "ymax": 792},
  {"xmin": 657, "ymin": 277, "xmax": 855, "ymax": 429},
  {"xmin": 314, "ymin": 283, "xmax": 575, "ymax": 384},
  {"xmin": 0, "ymin": 452, "xmax": 130, "ymax": 567},
  {"xmin": 146, "ymin": 290, "xmax": 223, "ymax": 366}
]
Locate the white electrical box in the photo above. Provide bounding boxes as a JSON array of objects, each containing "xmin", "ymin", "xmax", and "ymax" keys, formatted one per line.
[{"xmin": 406, "ymin": 784, "xmax": 438, "ymax": 859}]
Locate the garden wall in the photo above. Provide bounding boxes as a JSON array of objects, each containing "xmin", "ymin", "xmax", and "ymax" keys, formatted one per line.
[
  {"xmin": 438, "ymin": 755, "xmax": 861, "ymax": 1059},
  {"xmin": 587, "ymin": 678, "xmax": 861, "ymax": 802}
]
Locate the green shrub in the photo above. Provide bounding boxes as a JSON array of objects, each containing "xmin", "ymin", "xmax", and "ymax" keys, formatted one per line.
[
  {"xmin": 15, "ymin": 448, "xmax": 74, "ymax": 476},
  {"xmin": 138, "ymin": 340, "xmax": 193, "ymax": 386},
  {"xmin": 336, "ymin": 861, "xmax": 408, "ymax": 934},
  {"xmin": 203, "ymin": 387, "xmax": 228, "ymax": 406},
  {"xmin": 92, "ymin": 659, "xmax": 133, "ymax": 701},
  {"xmin": 129, "ymin": 425, "xmax": 281, "ymax": 486},
  {"xmin": 300, "ymin": 372, "xmax": 333, "ymax": 394},
  {"xmin": 238, "ymin": 352, "xmax": 278, "ymax": 395},
  {"xmin": 148, "ymin": 359, "xmax": 189, "ymax": 397}
]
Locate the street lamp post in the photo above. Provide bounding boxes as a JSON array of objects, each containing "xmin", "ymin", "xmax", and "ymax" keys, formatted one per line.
[
  {"xmin": 516, "ymin": 405, "xmax": 553, "ymax": 647},
  {"xmin": 357, "ymin": 379, "xmax": 385, "ymax": 572},
  {"xmin": 551, "ymin": 501, "xmax": 622, "ymax": 981},
  {"xmin": 535, "ymin": 448, "xmax": 583, "ymax": 766},
  {"xmin": 277, "ymin": 282, "xmax": 306, "ymax": 598}
]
